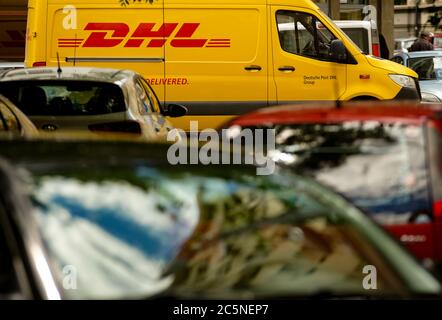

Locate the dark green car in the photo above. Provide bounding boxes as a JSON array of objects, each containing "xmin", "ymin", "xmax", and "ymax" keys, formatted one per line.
[{"xmin": 0, "ymin": 138, "xmax": 440, "ymax": 299}]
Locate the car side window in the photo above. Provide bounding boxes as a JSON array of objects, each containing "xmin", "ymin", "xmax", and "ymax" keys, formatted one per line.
[
  {"xmin": 276, "ymin": 10, "xmax": 337, "ymax": 62},
  {"xmin": 139, "ymin": 78, "xmax": 161, "ymax": 114},
  {"xmin": 135, "ymin": 80, "xmax": 154, "ymax": 115},
  {"xmin": 391, "ymin": 56, "xmax": 404, "ymax": 65},
  {"xmin": 0, "ymin": 101, "xmax": 20, "ymax": 132}
]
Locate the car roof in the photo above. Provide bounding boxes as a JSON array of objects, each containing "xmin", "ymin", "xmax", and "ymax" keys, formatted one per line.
[
  {"xmin": 228, "ymin": 102, "xmax": 442, "ymax": 127},
  {"xmin": 0, "ymin": 137, "xmax": 256, "ymax": 174},
  {"xmin": 333, "ymin": 20, "xmax": 374, "ymax": 28},
  {"xmin": 399, "ymin": 51, "xmax": 442, "ymax": 59},
  {"xmin": 0, "ymin": 62, "xmax": 24, "ymax": 69},
  {"xmin": 0, "ymin": 67, "xmax": 137, "ymax": 84},
  {"xmin": 395, "ymin": 37, "xmax": 417, "ymax": 41}
]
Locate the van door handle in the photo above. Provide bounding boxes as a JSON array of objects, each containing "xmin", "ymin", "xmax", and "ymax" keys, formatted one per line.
[
  {"xmin": 278, "ymin": 66, "xmax": 295, "ymax": 72},
  {"xmin": 244, "ymin": 65, "xmax": 262, "ymax": 72}
]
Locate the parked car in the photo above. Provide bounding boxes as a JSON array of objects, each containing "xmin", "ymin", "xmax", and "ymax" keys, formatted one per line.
[
  {"xmin": 0, "ymin": 94, "xmax": 38, "ymax": 137},
  {"xmin": 0, "ymin": 138, "xmax": 440, "ymax": 299},
  {"xmin": 223, "ymin": 102, "xmax": 442, "ymax": 266},
  {"xmin": 394, "ymin": 37, "xmax": 418, "ymax": 54},
  {"xmin": 0, "ymin": 67, "xmax": 187, "ymax": 138},
  {"xmin": 391, "ymin": 51, "xmax": 442, "ymax": 102}
]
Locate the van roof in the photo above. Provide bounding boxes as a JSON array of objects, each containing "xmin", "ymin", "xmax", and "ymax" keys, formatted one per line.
[{"xmin": 41, "ymin": 0, "xmax": 319, "ymax": 9}]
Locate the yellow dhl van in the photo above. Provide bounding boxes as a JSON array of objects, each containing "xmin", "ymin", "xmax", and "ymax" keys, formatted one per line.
[
  {"xmin": 25, "ymin": 0, "xmax": 420, "ymax": 131},
  {"xmin": 0, "ymin": 0, "xmax": 27, "ymax": 62}
]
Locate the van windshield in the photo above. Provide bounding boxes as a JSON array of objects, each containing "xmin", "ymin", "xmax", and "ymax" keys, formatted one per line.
[
  {"xmin": 316, "ymin": 12, "xmax": 364, "ymax": 54},
  {"xmin": 0, "ymin": 81, "xmax": 126, "ymax": 116},
  {"xmin": 340, "ymin": 28, "xmax": 369, "ymax": 54}
]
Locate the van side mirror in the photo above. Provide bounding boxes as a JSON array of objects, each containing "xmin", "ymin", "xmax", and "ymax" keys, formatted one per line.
[
  {"xmin": 164, "ymin": 104, "xmax": 188, "ymax": 118},
  {"xmin": 330, "ymin": 40, "xmax": 347, "ymax": 63}
]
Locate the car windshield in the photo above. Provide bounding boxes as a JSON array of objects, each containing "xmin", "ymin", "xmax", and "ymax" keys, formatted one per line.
[
  {"xmin": 16, "ymin": 163, "xmax": 409, "ymax": 299},
  {"xmin": 408, "ymin": 56, "xmax": 442, "ymax": 80},
  {"xmin": 236, "ymin": 122, "xmax": 431, "ymax": 226},
  {"xmin": 0, "ymin": 81, "xmax": 126, "ymax": 116}
]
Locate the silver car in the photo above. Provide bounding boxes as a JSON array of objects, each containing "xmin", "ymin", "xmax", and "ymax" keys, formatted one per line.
[
  {"xmin": 0, "ymin": 67, "xmax": 187, "ymax": 139},
  {"xmin": 392, "ymin": 51, "xmax": 442, "ymax": 103},
  {"xmin": 0, "ymin": 61, "xmax": 24, "ymax": 71}
]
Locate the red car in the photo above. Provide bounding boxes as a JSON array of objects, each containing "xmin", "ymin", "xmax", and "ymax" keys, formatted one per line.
[
  {"xmin": 433, "ymin": 33, "xmax": 442, "ymax": 49},
  {"xmin": 224, "ymin": 102, "xmax": 442, "ymax": 265}
]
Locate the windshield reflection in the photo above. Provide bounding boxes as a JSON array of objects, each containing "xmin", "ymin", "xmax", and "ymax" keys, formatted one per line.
[
  {"xmin": 32, "ymin": 170, "xmax": 201, "ymax": 299},
  {"xmin": 24, "ymin": 166, "xmax": 403, "ymax": 299},
  {"xmin": 247, "ymin": 122, "xmax": 431, "ymax": 225}
]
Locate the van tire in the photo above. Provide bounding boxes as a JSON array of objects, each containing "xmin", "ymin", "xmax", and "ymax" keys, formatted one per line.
[{"xmin": 350, "ymin": 96, "xmax": 379, "ymax": 101}]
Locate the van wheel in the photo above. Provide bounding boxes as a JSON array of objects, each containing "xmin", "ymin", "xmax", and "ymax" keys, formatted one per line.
[{"xmin": 350, "ymin": 96, "xmax": 379, "ymax": 101}]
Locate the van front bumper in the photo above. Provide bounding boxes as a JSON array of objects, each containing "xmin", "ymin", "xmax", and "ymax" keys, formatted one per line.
[{"xmin": 393, "ymin": 79, "xmax": 421, "ymax": 101}]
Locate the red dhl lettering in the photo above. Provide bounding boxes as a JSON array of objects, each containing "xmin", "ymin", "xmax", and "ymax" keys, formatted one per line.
[
  {"xmin": 146, "ymin": 78, "xmax": 189, "ymax": 86},
  {"xmin": 57, "ymin": 22, "xmax": 230, "ymax": 48}
]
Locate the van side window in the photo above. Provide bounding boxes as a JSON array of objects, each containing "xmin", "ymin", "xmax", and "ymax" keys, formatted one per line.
[{"xmin": 276, "ymin": 11, "xmax": 337, "ymax": 62}]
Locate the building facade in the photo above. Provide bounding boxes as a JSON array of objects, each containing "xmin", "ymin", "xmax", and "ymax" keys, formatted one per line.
[
  {"xmin": 314, "ymin": 0, "xmax": 441, "ymax": 53},
  {"xmin": 314, "ymin": 0, "xmax": 395, "ymax": 56},
  {"xmin": 394, "ymin": 0, "xmax": 442, "ymax": 38}
]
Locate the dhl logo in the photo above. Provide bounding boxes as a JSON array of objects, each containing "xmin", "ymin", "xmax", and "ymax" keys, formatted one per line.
[
  {"xmin": 0, "ymin": 30, "xmax": 26, "ymax": 48},
  {"xmin": 58, "ymin": 22, "xmax": 230, "ymax": 48}
]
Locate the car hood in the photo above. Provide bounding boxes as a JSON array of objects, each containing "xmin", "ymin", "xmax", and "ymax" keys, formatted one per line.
[
  {"xmin": 1, "ymin": 140, "xmax": 441, "ymax": 299},
  {"xmin": 419, "ymin": 80, "xmax": 442, "ymax": 99},
  {"xmin": 365, "ymin": 55, "xmax": 418, "ymax": 78}
]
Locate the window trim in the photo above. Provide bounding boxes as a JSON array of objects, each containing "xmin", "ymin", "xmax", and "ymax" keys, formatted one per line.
[
  {"xmin": 0, "ymin": 159, "xmax": 62, "ymax": 299},
  {"xmin": 138, "ymin": 77, "xmax": 163, "ymax": 114},
  {"xmin": 0, "ymin": 100, "xmax": 22, "ymax": 133}
]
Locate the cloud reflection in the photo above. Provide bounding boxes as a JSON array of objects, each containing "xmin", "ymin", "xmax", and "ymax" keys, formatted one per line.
[{"xmin": 33, "ymin": 175, "xmax": 200, "ymax": 299}]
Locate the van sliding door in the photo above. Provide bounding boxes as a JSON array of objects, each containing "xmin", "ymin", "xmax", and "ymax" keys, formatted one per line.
[{"xmin": 163, "ymin": 3, "xmax": 268, "ymax": 131}]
